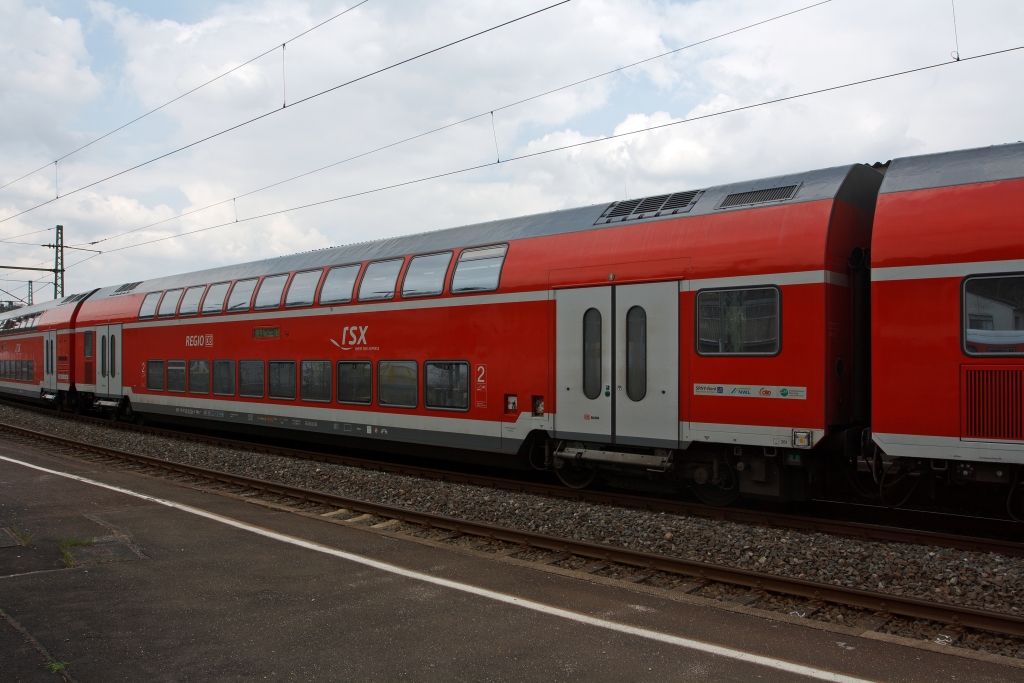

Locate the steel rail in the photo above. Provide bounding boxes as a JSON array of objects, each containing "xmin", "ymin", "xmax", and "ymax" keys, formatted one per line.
[
  {"xmin": 2, "ymin": 419, "xmax": 1024, "ymax": 638},
  {"xmin": 2, "ymin": 397, "xmax": 1023, "ymax": 559}
]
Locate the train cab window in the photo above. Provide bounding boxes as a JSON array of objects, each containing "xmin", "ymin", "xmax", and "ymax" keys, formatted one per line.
[
  {"xmin": 424, "ymin": 361, "xmax": 469, "ymax": 410},
  {"xmin": 626, "ymin": 306, "xmax": 647, "ymax": 401},
  {"xmin": 963, "ymin": 275, "xmax": 1024, "ymax": 355},
  {"xmin": 300, "ymin": 361, "xmax": 332, "ymax": 402},
  {"xmin": 138, "ymin": 292, "xmax": 162, "ymax": 319},
  {"xmin": 189, "ymin": 360, "xmax": 210, "ymax": 394},
  {"xmin": 583, "ymin": 308, "xmax": 602, "ymax": 400},
  {"xmin": 286, "ymin": 269, "xmax": 324, "ymax": 308},
  {"xmin": 146, "ymin": 360, "xmax": 164, "ymax": 391},
  {"xmin": 167, "ymin": 360, "xmax": 186, "ymax": 392},
  {"xmin": 202, "ymin": 282, "xmax": 231, "ymax": 315},
  {"xmin": 84, "ymin": 331, "xmax": 93, "ymax": 358},
  {"xmin": 269, "ymin": 361, "xmax": 296, "ymax": 400},
  {"xmin": 178, "ymin": 286, "xmax": 206, "ymax": 317},
  {"xmin": 158, "ymin": 289, "xmax": 183, "ymax": 318},
  {"xmin": 378, "ymin": 360, "xmax": 417, "ymax": 407},
  {"xmin": 227, "ymin": 279, "xmax": 259, "ymax": 313},
  {"xmin": 239, "ymin": 360, "xmax": 265, "ymax": 398},
  {"xmin": 402, "ymin": 252, "xmax": 453, "ymax": 298},
  {"xmin": 255, "ymin": 274, "xmax": 289, "ymax": 310},
  {"xmin": 319, "ymin": 265, "xmax": 360, "ymax": 305},
  {"xmin": 451, "ymin": 244, "xmax": 507, "ymax": 294},
  {"xmin": 213, "ymin": 360, "xmax": 235, "ymax": 396},
  {"xmin": 337, "ymin": 361, "xmax": 372, "ymax": 404},
  {"xmin": 358, "ymin": 259, "xmax": 404, "ymax": 302},
  {"xmin": 696, "ymin": 288, "xmax": 780, "ymax": 355}
]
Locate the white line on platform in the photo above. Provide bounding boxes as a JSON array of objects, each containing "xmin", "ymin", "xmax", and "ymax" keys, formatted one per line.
[{"xmin": 1, "ymin": 455, "xmax": 877, "ymax": 683}]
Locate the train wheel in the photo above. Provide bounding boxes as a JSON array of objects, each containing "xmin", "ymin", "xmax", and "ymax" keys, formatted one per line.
[
  {"xmin": 691, "ymin": 481, "xmax": 739, "ymax": 507},
  {"xmin": 556, "ymin": 462, "xmax": 595, "ymax": 489}
]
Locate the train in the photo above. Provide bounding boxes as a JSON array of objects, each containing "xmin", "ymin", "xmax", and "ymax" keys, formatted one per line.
[{"xmin": 2, "ymin": 142, "xmax": 1022, "ymax": 512}]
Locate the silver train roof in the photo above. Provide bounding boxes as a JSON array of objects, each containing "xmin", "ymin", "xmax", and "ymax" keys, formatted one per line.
[{"xmin": 880, "ymin": 141, "xmax": 1024, "ymax": 195}]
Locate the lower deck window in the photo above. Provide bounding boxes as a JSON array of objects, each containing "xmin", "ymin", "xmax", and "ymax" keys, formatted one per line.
[
  {"xmin": 964, "ymin": 274, "xmax": 1024, "ymax": 355},
  {"xmin": 239, "ymin": 360, "xmax": 264, "ymax": 398},
  {"xmin": 213, "ymin": 360, "xmax": 235, "ymax": 396},
  {"xmin": 378, "ymin": 360, "xmax": 417, "ymax": 407},
  {"xmin": 301, "ymin": 360, "xmax": 331, "ymax": 402},
  {"xmin": 697, "ymin": 288, "xmax": 780, "ymax": 355},
  {"xmin": 269, "ymin": 361, "xmax": 296, "ymax": 400},
  {"xmin": 337, "ymin": 361, "xmax": 372, "ymax": 404},
  {"xmin": 424, "ymin": 361, "xmax": 469, "ymax": 410},
  {"xmin": 189, "ymin": 360, "xmax": 210, "ymax": 394},
  {"xmin": 167, "ymin": 360, "xmax": 186, "ymax": 392},
  {"xmin": 147, "ymin": 360, "xmax": 164, "ymax": 391}
]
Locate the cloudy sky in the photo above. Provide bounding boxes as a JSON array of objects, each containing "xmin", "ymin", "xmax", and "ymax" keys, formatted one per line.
[{"xmin": 1, "ymin": 0, "xmax": 1021, "ymax": 303}]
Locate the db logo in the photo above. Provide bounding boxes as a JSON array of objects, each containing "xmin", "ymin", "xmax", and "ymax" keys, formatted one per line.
[
  {"xmin": 584, "ymin": 414, "xmax": 591, "ymax": 420},
  {"xmin": 759, "ymin": 388, "xmax": 772, "ymax": 396},
  {"xmin": 336, "ymin": 325, "xmax": 368, "ymax": 350}
]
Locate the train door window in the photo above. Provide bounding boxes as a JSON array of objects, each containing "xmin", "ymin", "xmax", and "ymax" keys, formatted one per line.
[
  {"xmin": 167, "ymin": 360, "xmax": 186, "ymax": 392},
  {"xmin": 583, "ymin": 308, "xmax": 602, "ymax": 400},
  {"xmin": 45, "ymin": 340, "xmax": 50, "ymax": 375},
  {"xmin": 963, "ymin": 275, "xmax": 1024, "ymax": 355},
  {"xmin": 626, "ymin": 306, "xmax": 647, "ymax": 401},
  {"xmin": 138, "ymin": 292, "xmax": 162, "ymax": 320},
  {"xmin": 213, "ymin": 360, "xmax": 235, "ymax": 396},
  {"xmin": 402, "ymin": 252, "xmax": 453, "ymax": 298},
  {"xmin": 202, "ymin": 282, "xmax": 231, "ymax": 315},
  {"xmin": 358, "ymin": 259, "xmax": 404, "ymax": 302},
  {"xmin": 450, "ymin": 244, "xmax": 508, "ymax": 294},
  {"xmin": 100, "ymin": 334, "xmax": 107, "ymax": 378},
  {"xmin": 300, "ymin": 360, "xmax": 332, "ymax": 402},
  {"xmin": 189, "ymin": 360, "xmax": 210, "ymax": 394},
  {"xmin": 337, "ymin": 361, "xmax": 372, "ymax": 404},
  {"xmin": 84, "ymin": 331, "xmax": 93, "ymax": 358},
  {"xmin": 269, "ymin": 361, "xmax": 296, "ymax": 400},
  {"xmin": 696, "ymin": 288, "xmax": 780, "ymax": 355},
  {"xmin": 424, "ymin": 361, "xmax": 469, "ymax": 410},
  {"xmin": 239, "ymin": 360, "xmax": 265, "ymax": 398},
  {"xmin": 378, "ymin": 360, "xmax": 417, "ymax": 407},
  {"xmin": 319, "ymin": 265, "xmax": 360, "ymax": 305},
  {"xmin": 178, "ymin": 286, "xmax": 206, "ymax": 317},
  {"xmin": 147, "ymin": 360, "xmax": 165, "ymax": 391},
  {"xmin": 226, "ymin": 279, "xmax": 258, "ymax": 313},
  {"xmin": 109, "ymin": 335, "xmax": 116, "ymax": 379},
  {"xmin": 286, "ymin": 269, "xmax": 324, "ymax": 308},
  {"xmin": 158, "ymin": 289, "xmax": 183, "ymax": 318},
  {"xmin": 255, "ymin": 274, "xmax": 289, "ymax": 310}
]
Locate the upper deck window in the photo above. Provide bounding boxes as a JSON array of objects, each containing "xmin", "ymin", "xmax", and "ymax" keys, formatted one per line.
[
  {"xmin": 286, "ymin": 269, "xmax": 323, "ymax": 307},
  {"xmin": 964, "ymin": 275, "xmax": 1024, "ymax": 355},
  {"xmin": 226, "ymin": 278, "xmax": 258, "ymax": 313},
  {"xmin": 138, "ymin": 292, "xmax": 162, "ymax": 320},
  {"xmin": 319, "ymin": 265, "xmax": 360, "ymax": 305},
  {"xmin": 255, "ymin": 274, "xmax": 289, "ymax": 310},
  {"xmin": 451, "ymin": 245, "xmax": 507, "ymax": 293},
  {"xmin": 202, "ymin": 282, "xmax": 230, "ymax": 315},
  {"xmin": 178, "ymin": 286, "xmax": 206, "ymax": 317},
  {"xmin": 358, "ymin": 259, "xmax": 404, "ymax": 302},
  {"xmin": 696, "ymin": 288, "xmax": 780, "ymax": 356},
  {"xmin": 402, "ymin": 252, "xmax": 452, "ymax": 298},
  {"xmin": 158, "ymin": 289, "xmax": 183, "ymax": 318}
]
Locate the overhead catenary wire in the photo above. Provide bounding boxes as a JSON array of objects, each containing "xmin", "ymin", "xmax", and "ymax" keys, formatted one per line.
[
  {"xmin": 73, "ymin": 0, "xmax": 831, "ymax": 249},
  {"xmin": 0, "ymin": 0, "xmax": 574, "ymax": 226},
  {"xmin": 0, "ymin": 0, "xmax": 371, "ymax": 193}
]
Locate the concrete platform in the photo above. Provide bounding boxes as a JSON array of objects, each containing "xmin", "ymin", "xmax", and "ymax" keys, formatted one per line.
[{"xmin": 1, "ymin": 438, "xmax": 1021, "ymax": 682}]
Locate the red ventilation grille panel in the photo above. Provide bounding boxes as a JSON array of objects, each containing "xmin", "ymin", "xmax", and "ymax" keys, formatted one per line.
[{"xmin": 962, "ymin": 367, "xmax": 1023, "ymax": 441}]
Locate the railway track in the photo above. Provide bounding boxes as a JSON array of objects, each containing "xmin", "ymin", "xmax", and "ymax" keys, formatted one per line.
[{"xmin": 3, "ymin": 416, "xmax": 1024, "ymax": 642}]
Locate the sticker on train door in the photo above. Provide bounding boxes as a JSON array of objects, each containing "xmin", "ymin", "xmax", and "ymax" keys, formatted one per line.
[{"xmin": 475, "ymin": 364, "xmax": 487, "ymax": 408}]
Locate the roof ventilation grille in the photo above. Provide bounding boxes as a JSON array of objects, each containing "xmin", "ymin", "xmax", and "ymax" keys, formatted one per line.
[
  {"xmin": 112, "ymin": 282, "xmax": 142, "ymax": 296},
  {"xmin": 718, "ymin": 184, "xmax": 798, "ymax": 210},
  {"xmin": 595, "ymin": 189, "xmax": 704, "ymax": 225}
]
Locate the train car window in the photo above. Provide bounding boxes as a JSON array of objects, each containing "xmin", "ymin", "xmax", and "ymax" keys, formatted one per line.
[
  {"xmin": 583, "ymin": 308, "xmax": 602, "ymax": 400},
  {"xmin": 189, "ymin": 359, "xmax": 210, "ymax": 394},
  {"xmin": 269, "ymin": 361, "xmax": 296, "ymax": 400},
  {"xmin": 178, "ymin": 286, "xmax": 206, "ymax": 317},
  {"xmin": 110, "ymin": 335, "xmax": 116, "ymax": 379},
  {"xmin": 239, "ymin": 360, "xmax": 265, "ymax": 398},
  {"xmin": 202, "ymin": 282, "xmax": 231, "ymax": 315},
  {"xmin": 27, "ymin": 361, "xmax": 34, "ymax": 382},
  {"xmin": 963, "ymin": 275, "xmax": 1024, "ymax": 355},
  {"xmin": 138, "ymin": 292, "xmax": 162, "ymax": 319},
  {"xmin": 358, "ymin": 259, "xmax": 404, "ymax": 302},
  {"xmin": 378, "ymin": 360, "xmax": 417, "ymax": 407},
  {"xmin": 319, "ymin": 265, "xmax": 360, "ymax": 305},
  {"xmin": 424, "ymin": 361, "xmax": 469, "ymax": 410},
  {"xmin": 337, "ymin": 361, "xmax": 372, "ymax": 404},
  {"xmin": 226, "ymin": 278, "xmax": 258, "ymax": 313},
  {"xmin": 255, "ymin": 274, "xmax": 289, "ymax": 310},
  {"xmin": 450, "ymin": 244, "xmax": 508, "ymax": 294},
  {"xmin": 84, "ymin": 331, "xmax": 93, "ymax": 358},
  {"xmin": 167, "ymin": 360, "xmax": 186, "ymax": 392},
  {"xmin": 146, "ymin": 360, "xmax": 165, "ymax": 391},
  {"xmin": 213, "ymin": 360, "xmax": 235, "ymax": 395},
  {"xmin": 402, "ymin": 252, "xmax": 453, "ymax": 298},
  {"xmin": 158, "ymin": 289, "xmax": 183, "ymax": 318},
  {"xmin": 626, "ymin": 306, "xmax": 647, "ymax": 401},
  {"xmin": 696, "ymin": 288, "xmax": 780, "ymax": 355},
  {"xmin": 286, "ymin": 269, "xmax": 324, "ymax": 308},
  {"xmin": 300, "ymin": 360, "xmax": 332, "ymax": 402}
]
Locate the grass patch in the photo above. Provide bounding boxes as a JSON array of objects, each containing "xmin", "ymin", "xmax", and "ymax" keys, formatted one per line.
[
  {"xmin": 10, "ymin": 524, "xmax": 33, "ymax": 546},
  {"xmin": 58, "ymin": 538, "xmax": 93, "ymax": 568},
  {"xmin": 45, "ymin": 661, "xmax": 68, "ymax": 673}
]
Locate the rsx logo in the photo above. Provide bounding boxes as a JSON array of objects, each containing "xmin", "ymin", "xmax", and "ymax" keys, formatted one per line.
[{"xmin": 333, "ymin": 325, "xmax": 368, "ymax": 350}]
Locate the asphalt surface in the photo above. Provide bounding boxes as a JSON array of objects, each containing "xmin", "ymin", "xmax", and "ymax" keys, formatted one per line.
[{"xmin": 1, "ymin": 438, "xmax": 1021, "ymax": 682}]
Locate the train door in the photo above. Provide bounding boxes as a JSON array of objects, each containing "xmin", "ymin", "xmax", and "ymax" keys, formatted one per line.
[
  {"xmin": 43, "ymin": 330, "xmax": 57, "ymax": 393},
  {"xmin": 554, "ymin": 282, "xmax": 679, "ymax": 447},
  {"xmin": 94, "ymin": 324, "xmax": 123, "ymax": 397}
]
